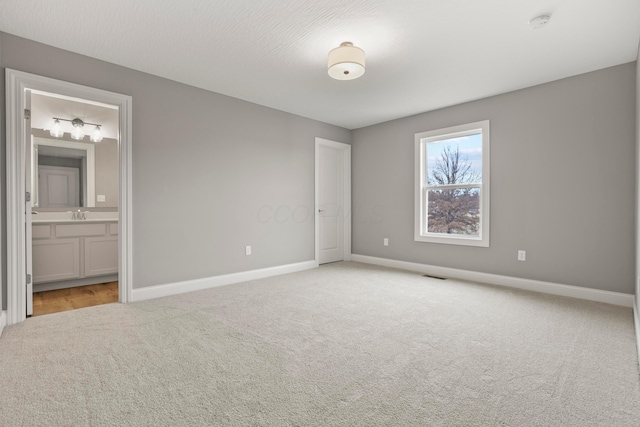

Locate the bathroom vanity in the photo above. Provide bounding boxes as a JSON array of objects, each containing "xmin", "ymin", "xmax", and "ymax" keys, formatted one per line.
[
  {"xmin": 28, "ymin": 131, "xmax": 120, "ymax": 292},
  {"xmin": 32, "ymin": 219, "xmax": 118, "ymax": 291}
]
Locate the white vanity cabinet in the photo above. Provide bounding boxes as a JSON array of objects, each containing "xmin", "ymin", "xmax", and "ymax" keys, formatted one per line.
[{"xmin": 32, "ymin": 221, "xmax": 118, "ymax": 288}]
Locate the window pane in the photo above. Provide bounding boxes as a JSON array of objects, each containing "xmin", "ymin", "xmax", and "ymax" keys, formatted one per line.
[
  {"xmin": 426, "ymin": 132, "xmax": 482, "ymax": 186},
  {"xmin": 427, "ymin": 187, "xmax": 480, "ymax": 236}
]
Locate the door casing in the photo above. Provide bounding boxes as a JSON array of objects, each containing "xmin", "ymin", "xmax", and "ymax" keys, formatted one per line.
[{"xmin": 5, "ymin": 69, "xmax": 133, "ymax": 325}]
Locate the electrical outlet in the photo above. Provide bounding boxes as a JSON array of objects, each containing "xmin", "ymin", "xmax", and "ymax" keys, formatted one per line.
[
  {"xmin": 383, "ymin": 238, "xmax": 389, "ymax": 246},
  {"xmin": 517, "ymin": 250, "xmax": 526, "ymax": 261},
  {"xmin": 245, "ymin": 245, "xmax": 251, "ymax": 256},
  {"xmin": 97, "ymin": 195, "xmax": 106, "ymax": 202}
]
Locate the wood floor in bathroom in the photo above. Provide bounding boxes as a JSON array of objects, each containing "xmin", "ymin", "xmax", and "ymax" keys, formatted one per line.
[{"xmin": 32, "ymin": 282, "xmax": 119, "ymax": 317}]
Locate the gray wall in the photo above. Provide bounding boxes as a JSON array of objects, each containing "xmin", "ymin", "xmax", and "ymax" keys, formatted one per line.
[
  {"xmin": 636, "ymin": 39, "xmax": 640, "ymax": 305},
  {"xmin": 0, "ymin": 34, "xmax": 3, "ymax": 311},
  {"xmin": 0, "ymin": 33, "xmax": 350, "ymax": 295},
  {"xmin": 352, "ymin": 63, "xmax": 637, "ymax": 294},
  {"xmin": 0, "ymin": 31, "xmax": 636, "ymax": 305}
]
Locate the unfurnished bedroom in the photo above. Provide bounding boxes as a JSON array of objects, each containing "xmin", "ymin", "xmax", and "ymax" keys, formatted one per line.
[{"xmin": 0, "ymin": 1, "xmax": 639, "ymax": 425}]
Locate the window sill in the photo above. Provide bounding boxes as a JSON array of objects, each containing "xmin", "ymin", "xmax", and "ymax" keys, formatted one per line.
[{"xmin": 414, "ymin": 234, "xmax": 489, "ymax": 247}]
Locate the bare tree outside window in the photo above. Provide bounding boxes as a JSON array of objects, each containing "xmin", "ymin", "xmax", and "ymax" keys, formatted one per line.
[{"xmin": 427, "ymin": 145, "xmax": 480, "ymax": 235}]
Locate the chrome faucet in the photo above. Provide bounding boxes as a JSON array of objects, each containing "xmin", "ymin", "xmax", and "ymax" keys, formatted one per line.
[{"xmin": 67, "ymin": 210, "xmax": 90, "ymax": 220}]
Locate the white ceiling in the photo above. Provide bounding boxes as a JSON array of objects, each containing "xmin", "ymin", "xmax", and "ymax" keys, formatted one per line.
[{"xmin": 1, "ymin": 0, "xmax": 638, "ymax": 130}]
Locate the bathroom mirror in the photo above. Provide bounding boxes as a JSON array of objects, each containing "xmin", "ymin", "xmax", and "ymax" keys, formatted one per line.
[
  {"xmin": 31, "ymin": 137, "xmax": 96, "ymax": 208},
  {"xmin": 29, "ymin": 91, "xmax": 120, "ymax": 210}
]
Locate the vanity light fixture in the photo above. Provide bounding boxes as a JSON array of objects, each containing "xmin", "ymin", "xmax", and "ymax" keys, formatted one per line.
[
  {"xmin": 328, "ymin": 42, "xmax": 365, "ymax": 80},
  {"xmin": 50, "ymin": 117, "xmax": 104, "ymax": 142}
]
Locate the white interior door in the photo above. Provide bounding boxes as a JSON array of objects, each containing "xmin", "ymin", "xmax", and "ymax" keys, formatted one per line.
[
  {"xmin": 318, "ymin": 142, "xmax": 346, "ymax": 264},
  {"xmin": 38, "ymin": 165, "xmax": 80, "ymax": 207},
  {"xmin": 25, "ymin": 90, "xmax": 33, "ymax": 316}
]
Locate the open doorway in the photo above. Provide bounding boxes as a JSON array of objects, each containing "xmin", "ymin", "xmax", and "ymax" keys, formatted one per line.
[
  {"xmin": 29, "ymin": 92, "xmax": 120, "ymax": 316},
  {"xmin": 5, "ymin": 69, "xmax": 132, "ymax": 325}
]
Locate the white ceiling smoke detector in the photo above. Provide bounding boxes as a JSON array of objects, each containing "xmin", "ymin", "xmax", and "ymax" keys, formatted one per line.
[{"xmin": 529, "ymin": 14, "xmax": 551, "ymax": 30}]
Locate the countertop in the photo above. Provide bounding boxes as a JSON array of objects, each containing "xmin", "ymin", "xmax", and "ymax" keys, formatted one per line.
[{"xmin": 32, "ymin": 219, "xmax": 118, "ymax": 224}]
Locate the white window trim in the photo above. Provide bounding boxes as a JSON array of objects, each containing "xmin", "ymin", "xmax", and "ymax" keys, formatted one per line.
[{"xmin": 414, "ymin": 120, "xmax": 490, "ymax": 247}]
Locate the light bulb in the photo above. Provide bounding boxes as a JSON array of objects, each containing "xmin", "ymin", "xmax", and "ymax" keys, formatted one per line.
[
  {"xmin": 90, "ymin": 125, "xmax": 103, "ymax": 143},
  {"xmin": 71, "ymin": 125, "xmax": 84, "ymax": 140},
  {"xmin": 50, "ymin": 119, "xmax": 64, "ymax": 138},
  {"xmin": 70, "ymin": 118, "xmax": 85, "ymax": 140}
]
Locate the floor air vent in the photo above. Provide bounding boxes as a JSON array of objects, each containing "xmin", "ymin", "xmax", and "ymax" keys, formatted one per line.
[{"xmin": 423, "ymin": 274, "xmax": 447, "ymax": 280}]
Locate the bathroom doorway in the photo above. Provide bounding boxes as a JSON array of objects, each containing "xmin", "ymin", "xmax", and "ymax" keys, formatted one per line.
[
  {"xmin": 29, "ymin": 92, "xmax": 120, "ymax": 316},
  {"xmin": 5, "ymin": 69, "xmax": 133, "ymax": 325}
]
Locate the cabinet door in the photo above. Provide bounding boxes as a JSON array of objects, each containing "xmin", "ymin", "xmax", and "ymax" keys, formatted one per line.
[
  {"xmin": 32, "ymin": 238, "xmax": 81, "ymax": 283},
  {"xmin": 84, "ymin": 236, "xmax": 118, "ymax": 277}
]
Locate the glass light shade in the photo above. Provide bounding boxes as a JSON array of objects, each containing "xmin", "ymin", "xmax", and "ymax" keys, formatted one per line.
[
  {"xmin": 328, "ymin": 42, "xmax": 365, "ymax": 80},
  {"xmin": 90, "ymin": 125, "xmax": 103, "ymax": 143},
  {"xmin": 50, "ymin": 119, "xmax": 64, "ymax": 138},
  {"xmin": 71, "ymin": 124, "xmax": 85, "ymax": 140}
]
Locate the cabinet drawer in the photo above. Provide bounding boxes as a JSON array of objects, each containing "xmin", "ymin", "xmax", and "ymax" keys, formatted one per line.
[
  {"xmin": 109, "ymin": 223, "xmax": 118, "ymax": 235},
  {"xmin": 32, "ymin": 224, "xmax": 52, "ymax": 239},
  {"xmin": 55, "ymin": 223, "xmax": 106, "ymax": 237}
]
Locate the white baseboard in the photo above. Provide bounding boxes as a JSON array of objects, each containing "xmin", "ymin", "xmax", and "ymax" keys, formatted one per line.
[
  {"xmin": 0, "ymin": 311, "xmax": 7, "ymax": 338},
  {"xmin": 131, "ymin": 260, "xmax": 318, "ymax": 302},
  {"xmin": 351, "ymin": 254, "xmax": 635, "ymax": 307}
]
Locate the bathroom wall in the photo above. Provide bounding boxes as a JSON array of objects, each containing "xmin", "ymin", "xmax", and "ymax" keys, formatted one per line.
[{"xmin": 94, "ymin": 138, "xmax": 118, "ymax": 208}]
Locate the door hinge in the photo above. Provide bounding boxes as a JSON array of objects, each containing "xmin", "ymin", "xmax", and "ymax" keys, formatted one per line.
[
  {"xmin": 24, "ymin": 109, "xmax": 31, "ymax": 120},
  {"xmin": 26, "ymin": 191, "xmax": 31, "ymax": 202},
  {"xmin": 26, "ymin": 274, "xmax": 32, "ymax": 285}
]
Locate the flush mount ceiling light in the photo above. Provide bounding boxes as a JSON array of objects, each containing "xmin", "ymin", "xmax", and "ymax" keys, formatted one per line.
[
  {"xmin": 328, "ymin": 42, "xmax": 365, "ymax": 80},
  {"xmin": 529, "ymin": 13, "xmax": 551, "ymax": 29},
  {"xmin": 50, "ymin": 117, "xmax": 104, "ymax": 142}
]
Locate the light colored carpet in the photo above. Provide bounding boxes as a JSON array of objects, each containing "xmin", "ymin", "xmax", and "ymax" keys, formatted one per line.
[{"xmin": 1, "ymin": 261, "xmax": 639, "ymax": 426}]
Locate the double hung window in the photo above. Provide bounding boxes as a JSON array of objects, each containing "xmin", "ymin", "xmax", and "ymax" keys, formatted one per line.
[{"xmin": 414, "ymin": 120, "xmax": 490, "ymax": 247}]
